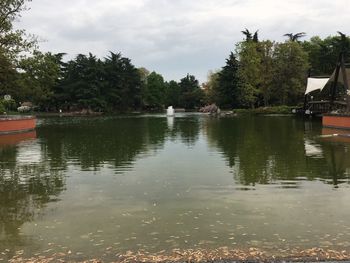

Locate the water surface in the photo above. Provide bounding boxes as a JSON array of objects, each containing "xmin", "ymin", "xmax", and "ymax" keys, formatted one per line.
[{"xmin": 1, "ymin": 114, "xmax": 350, "ymax": 261}]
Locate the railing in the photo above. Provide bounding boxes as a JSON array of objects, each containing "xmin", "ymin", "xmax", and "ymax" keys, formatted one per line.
[{"xmin": 307, "ymin": 100, "xmax": 347, "ymax": 114}]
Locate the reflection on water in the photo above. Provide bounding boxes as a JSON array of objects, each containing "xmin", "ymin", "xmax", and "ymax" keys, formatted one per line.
[{"xmin": 1, "ymin": 115, "xmax": 350, "ymax": 261}]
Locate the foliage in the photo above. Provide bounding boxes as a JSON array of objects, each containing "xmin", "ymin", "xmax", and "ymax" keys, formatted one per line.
[
  {"xmin": 164, "ymin": 80, "xmax": 181, "ymax": 107},
  {"xmin": 235, "ymin": 105, "xmax": 294, "ymax": 114},
  {"xmin": 17, "ymin": 51, "xmax": 62, "ymax": 110},
  {"xmin": 143, "ymin": 71, "xmax": 166, "ymax": 110},
  {"xmin": 284, "ymin": 32, "xmax": 306, "ymax": 42},
  {"xmin": 0, "ymin": 47, "xmax": 18, "ymax": 97},
  {"xmin": 0, "ymin": 0, "xmax": 36, "ymax": 59},
  {"xmin": 302, "ymin": 34, "xmax": 350, "ymax": 76},
  {"xmin": 0, "ymin": 100, "xmax": 5, "ymax": 113},
  {"xmin": 216, "ymin": 53, "xmax": 241, "ymax": 108},
  {"xmin": 241, "ymin": 28, "xmax": 259, "ymax": 43},
  {"xmin": 102, "ymin": 52, "xmax": 142, "ymax": 111},
  {"xmin": 0, "ymin": 0, "xmax": 37, "ymax": 110},
  {"xmin": 236, "ymin": 41, "xmax": 263, "ymax": 108},
  {"xmin": 179, "ymin": 74, "xmax": 204, "ymax": 109},
  {"xmin": 207, "ymin": 32, "xmax": 311, "ymax": 109},
  {"xmin": 203, "ymin": 70, "xmax": 220, "ymax": 104},
  {"xmin": 58, "ymin": 53, "xmax": 105, "ymax": 111},
  {"xmin": 0, "ymin": 98, "xmax": 16, "ymax": 111},
  {"xmin": 2, "ymin": 14, "xmax": 350, "ymax": 113},
  {"xmin": 271, "ymin": 41, "xmax": 309, "ymax": 105},
  {"xmin": 54, "ymin": 52, "xmax": 142, "ymax": 112}
]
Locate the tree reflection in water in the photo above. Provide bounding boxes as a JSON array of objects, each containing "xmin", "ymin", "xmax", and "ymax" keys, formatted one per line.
[
  {"xmin": 205, "ymin": 116, "xmax": 350, "ymax": 187},
  {"xmin": 0, "ymin": 115, "xmax": 202, "ymax": 253},
  {"xmin": 0, "ymin": 132, "xmax": 65, "ymax": 254},
  {"xmin": 1, "ymin": 115, "xmax": 350, "ymax": 260}
]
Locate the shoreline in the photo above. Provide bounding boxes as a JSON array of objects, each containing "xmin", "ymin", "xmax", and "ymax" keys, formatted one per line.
[
  {"xmin": 7, "ymin": 247, "xmax": 350, "ymax": 263},
  {"xmin": 2, "ymin": 106, "xmax": 298, "ymax": 117}
]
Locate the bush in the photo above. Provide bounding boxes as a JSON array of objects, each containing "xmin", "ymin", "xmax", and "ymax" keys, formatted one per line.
[
  {"xmin": 17, "ymin": 106, "xmax": 31, "ymax": 113},
  {"xmin": 0, "ymin": 101, "xmax": 5, "ymax": 114},
  {"xmin": 235, "ymin": 106, "xmax": 294, "ymax": 115},
  {"xmin": 3, "ymin": 99, "xmax": 17, "ymax": 111}
]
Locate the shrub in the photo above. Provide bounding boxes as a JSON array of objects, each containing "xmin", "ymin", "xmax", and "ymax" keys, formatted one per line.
[
  {"xmin": 2, "ymin": 99, "xmax": 17, "ymax": 111},
  {"xmin": 0, "ymin": 101, "xmax": 5, "ymax": 114},
  {"xmin": 17, "ymin": 106, "xmax": 31, "ymax": 113},
  {"xmin": 235, "ymin": 106, "xmax": 294, "ymax": 115}
]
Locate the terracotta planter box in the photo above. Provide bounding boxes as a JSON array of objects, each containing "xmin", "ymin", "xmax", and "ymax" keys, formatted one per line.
[{"xmin": 0, "ymin": 116, "xmax": 36, "ymax": 134}]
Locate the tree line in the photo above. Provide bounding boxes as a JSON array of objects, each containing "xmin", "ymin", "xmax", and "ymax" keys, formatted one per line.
[
  {"xmin": 204, "ymin": 30, "xmax": 350, "ymax": 109},
  {"xmin": 1, "ymin": 1, "xmax": 350, "ymax": 112}
]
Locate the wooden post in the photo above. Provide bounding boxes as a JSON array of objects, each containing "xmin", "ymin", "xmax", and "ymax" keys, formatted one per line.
[
  {"xmin": 303, "ymin": 70, "xmax": 311, "ymax": 111},
  {"xmin": 340, "ymin": 55, "xmax": 350, "ymax": 112},
  {"xmin": 303, "ymin": 95, "xmax": 307, "ymax": 111},
  {"xmin": 330, "ymin": 53, "xmax": 342, "ymax": 111}
]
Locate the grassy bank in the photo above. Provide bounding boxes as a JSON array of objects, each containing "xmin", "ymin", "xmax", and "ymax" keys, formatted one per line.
[
  {"xmin": 234, "ymin": 106, "xmax": 295, "ymax": 115},
  {"xmin": 2, "ymin": 106, "xmax": 296, "ymax": 117}
]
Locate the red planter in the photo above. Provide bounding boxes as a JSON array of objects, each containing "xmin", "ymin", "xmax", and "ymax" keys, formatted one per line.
[
  {"xmin": 323, "ymin": 114, "xmax": 350, "ymax": 130},
  {"xmin": 0, "ymin": 116, "xmax": 36, "ymax": 134}
]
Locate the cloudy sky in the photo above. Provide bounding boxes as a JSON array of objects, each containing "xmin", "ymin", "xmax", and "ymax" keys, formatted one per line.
[{"xmin": 17, "ymin": 0, "xmax": 350, "ymax": 83}]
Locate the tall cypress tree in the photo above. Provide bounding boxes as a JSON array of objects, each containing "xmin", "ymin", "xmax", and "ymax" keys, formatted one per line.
[{"xmin": 217, "ymin": 52, "xmax": 241, "ymax": 109}]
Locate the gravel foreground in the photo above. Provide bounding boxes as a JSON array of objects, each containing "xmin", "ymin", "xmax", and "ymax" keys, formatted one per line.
[{"xmin": 6, "ymin": 247, "xmax": 350, "ymax": 263}]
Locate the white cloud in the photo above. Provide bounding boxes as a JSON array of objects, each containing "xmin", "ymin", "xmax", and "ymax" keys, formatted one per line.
[{"xmin": 16, "ymin": 0, "xmax": 350, "ymax": 82}]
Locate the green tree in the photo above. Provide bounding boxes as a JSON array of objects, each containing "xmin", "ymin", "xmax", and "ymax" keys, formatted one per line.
[
  {"xmin": 241, "ymin": 28, "xmax": 259, "ymax": 43},
  {"xmin": 216, "ymin": 53, "xmax": 241, "ymax": 108},
  {"xmin": 0, "ymin": 0, "xmax": 36, "ymax": 99},
  {"xmin": 56, "ymin": 52, "xmax": 142, "ymax": 112},
  {"xmin": 0, "ymin": 48, "xmax": 18, "ymax": 97},
  {"xmin": 59, "ymin": 53, "xmax": 105, "ymax": 111},
  {"xmin": 241, "ymin": 28, "xmax": 252, "ymax": 41},
  {"xmin": 0, "ymin": 0, "xmax": 36, "ymax": 58},
  {"xmin": 302, "ymin": 34, "xmax": 350, "ymax": 76},
  {"xmin": 164, "ymin": 80, "xmax": 181, "ymax": 107},
  {"xmin": 103, "ymin": 52, "xmax": 142, "ymax": 111},
  {"xmin": 203, "ymin": 70, "xmax": 220, "ymax": 104},
  {"xmin": 283, "ymin": 32, "xmax": 306, "ymax": 42},
  {"xmin": 259, "ymin": 40, "xmax": 274, "ymax": 106},
  {"xmin": 17, "ymin": 51, "xmax": 62, "ymax": 110},
  {"xmin": 236, "ymin": 41, "xmax": 262, "ymax": 108},
  {"xmin": 179, "ymin": 74, "xmax": 204, "ymax": 109},
  {"xmin": 142, "ymin": 71, "xmax": 166, "ymax": 110},
  {"xmin": 271, "ymin": 41, "xmax": 309, "ymax": 105}
]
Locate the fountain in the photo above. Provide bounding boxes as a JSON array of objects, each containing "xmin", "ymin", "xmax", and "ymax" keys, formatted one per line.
[{"xmin": 166, "ymin": 106, "xmax": 175, "ymax": 116}]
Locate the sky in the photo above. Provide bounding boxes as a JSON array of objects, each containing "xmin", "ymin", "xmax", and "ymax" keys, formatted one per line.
[{"xmin": 16, "ymin": 0, "xmax": 350, "ymax": 83}]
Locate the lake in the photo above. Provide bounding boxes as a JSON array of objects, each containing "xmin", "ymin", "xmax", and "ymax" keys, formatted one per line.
[{"xmin": 1, "ymin": 114, "xmax": 350, "ymax": 261}]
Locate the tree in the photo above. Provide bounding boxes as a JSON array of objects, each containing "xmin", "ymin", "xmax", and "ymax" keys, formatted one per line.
[
  {"xmin": 215, "ymin": 53, "xmax": 241, "ymax": 108},
  {"xmin": 241, "ymin": 28, "xmax": 259, "ymax": 42},
  {"xmin": 164, "ymin": 80, "xmax": 181, "ymax": 107},
  {"xmin": 253, "ymin": 30, "xmax": 259, "ymax": 43},
  {"xmin": 55, "ymin": 52, "xmax": 142, "ymax": 112},
  {"xmin": 138, "ymin": 67, "xmax": 150, "ymax": 83},
  {"xmin": 259, "ymin": 40, "xmax": 274, "ymax": 106},
  {"xmin": 203, "ymin": 70, "xmax": 220, "ymax": 104},
  {"xmin": 103, "ymin": 52, "xmax": 141, "ymax": 111},
  {"xmin": 283, "ymin": 32, "xmax": 306, "ymax": 42},
  {"xmin": 241, "ymin": 28, "xmax": 252, "ymax": 41},
  {"xmin": 0, "ymin": 0, "xmax": 36, "ymax": 58},
  {"xmin": 302, "ymin": 33, "xmax": 350, "ymax": 76},
  {"xmin": 271, "ymin": 41, "xmax": 309, "ymax": 105},
  {"xmin": 0, "ymin": 0, "xmax": 35, "ymax": 101},
  {"xmin": 236, "ymin": 41, "xmax": 263, "ymax": 108},
  {"xmin": 17, "ymin": 51, "xmax": 62, "ymax": 110},
  {"xmin": 0, "ymin": 47, "xmax": 18, "ymax": 97},
  {"xmin": 179, "ymin": 74, "xmax": 204, "ymax": 109},
  {"xmin": 336, "ymin": 31, "xmax": 350, "ymax": 56},
  {"xmin": 58, "ymin": 53, "xmax": 105, "ymax": 111},
  {"xmin": 143, "ymin": 71, "xmax": 165, "ymax": 110}
]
